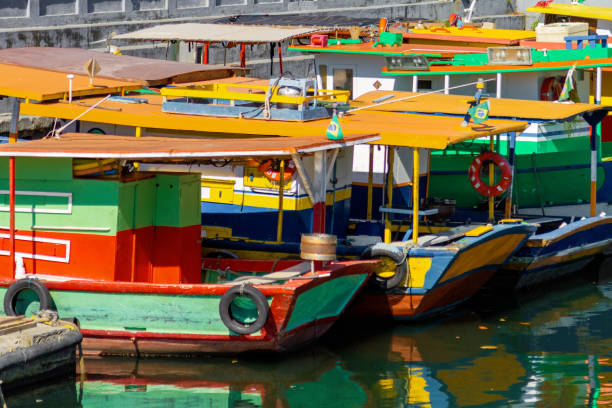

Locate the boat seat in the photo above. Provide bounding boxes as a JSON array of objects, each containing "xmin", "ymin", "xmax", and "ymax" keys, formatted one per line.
[
  {"xmin": 417, "ymin": 225, "xmax": 474, "ymax": 247},
  {"xmin": 523, "ymin": 217, "xmax": 563, "ymax": 226},
  {"xmin": 231, "ymin": 261, "xmax": 312, "ymax": 285}
]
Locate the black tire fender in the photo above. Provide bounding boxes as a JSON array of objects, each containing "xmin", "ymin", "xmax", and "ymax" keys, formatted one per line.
[
  {"xmin": 4, "ymin": 279, "xmax": 52, "ymax": 316},
  {"xmin": 361, "ymin": 243, "xmax": 408, "ymax": 290},
  {"xmin": 219, "ymin": 285, "xmax": 269, "ymax": 335}
]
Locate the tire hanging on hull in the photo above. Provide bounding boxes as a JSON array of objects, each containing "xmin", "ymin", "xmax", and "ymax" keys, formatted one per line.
[
  {"xmin": 219, "ymin": 285, "xmax": 269, "ymax": 335},
  {"xmin": 3, "ymin": 279, "xmax": 52, "ymax": 316},
  {"xmin": 361, "ymin": 243, "xmax": 408, "ymax": 290}
]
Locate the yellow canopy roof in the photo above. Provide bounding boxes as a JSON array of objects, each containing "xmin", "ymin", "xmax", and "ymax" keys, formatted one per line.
[
  {"xmin": 527, "ymin": 3, "xmax": 612, "ymax": 22},
  {"xmin": 18, "ymin": 94, "xmax": 527, "ymax": 149},
  {"xmin": 353, "ymin": 90, "xmax": 611, "ymax": 121},
  {"xmin": 0, "ymin": 63, "xmax": 141, "ymax": 101}
]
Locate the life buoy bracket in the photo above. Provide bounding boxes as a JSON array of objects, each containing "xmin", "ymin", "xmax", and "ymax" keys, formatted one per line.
[
  {"xmin": 219, "ymin": 285, "xmax": 269, "ymax": 335},
  {"xmin": 3, "ymin": 279, "xmax": 52, "ymax": 316}
]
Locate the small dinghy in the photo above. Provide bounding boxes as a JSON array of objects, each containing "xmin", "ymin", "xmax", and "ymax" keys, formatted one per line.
[{"xmin": 0, "ymin": 311, "xmax": 82, "ymax": 391}]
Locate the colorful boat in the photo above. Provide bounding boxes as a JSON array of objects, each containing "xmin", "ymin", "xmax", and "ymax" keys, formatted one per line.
[
  {"xmin": 351, "ymin": 89, "xmax": 612, "ymax": 291},
  {"xmin": 0, "ymin": 133, "xmax": 378, "ymax": 356}
]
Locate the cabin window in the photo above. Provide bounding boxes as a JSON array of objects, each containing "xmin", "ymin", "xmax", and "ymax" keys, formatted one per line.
[
  {"xmin": 417, "ymin": 79, "xmax": 432, "ymax": 90},
  {"xmin": 319, "ymin": 65, "xmax": 328, "ymax": 89},
  {"xmin": 333, "ymin": 68, "xmax": 353, "ymax": 98}
]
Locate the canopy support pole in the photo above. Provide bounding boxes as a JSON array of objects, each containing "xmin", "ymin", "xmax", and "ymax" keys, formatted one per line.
[
  {"xmin": 312, "ymin": 150, "xmax": 326, "ymax": 233},
  {"xmin": 291, "ymin": 153, "xmax": 315, "ymax": 205},
  {"xmin": 496, "ymin": 73, "xmax": 502, "ymax": 98},
  {"xmin": 278, "ymin": 43, "xmax": 284, "ymax": 76},
  {"xmin": 240, "ymin": 44, "xmax": 246, "ymax": 68},
  {"xmin": 203, "ymin": 42, "xmax": 209, "ymax": 64},
  {"xmin": 367, "ymin": 145, "xmax": 374, "ymax": 220},
  {"xmin": 591, "ymin": 67, "xmax": 602, "ymax": 217},
  {"xmin": 9, "ymin": 156, "xmax": 15, "ymax": 278},
  {"xmin": 412, "ymin": 148, "xmax": 420, "ymax": 245},
  {"xmin": 384, "ymin": 146, "xmax": 394, "ymax": 244},
  {"xmin": 276, "ymin": 159, "xmax": 285, "ymax": 244},
  {"xmin": 489, "ymin": 135, "xmax": 495, "ymax": 222},
  {"xmin": 444, "ymin": 75, "xmax": 450, "ymax": 95},
  {"xmin": 412, "ymin": 76, "xmax": 418, "ymax": 93},
  {"xmin": 505, "ymin": 131, "xmax": 516, "ymax": 219},
  {"xmin": 9, "ymin": 97, "xmax": 19, "ymax": 143}
]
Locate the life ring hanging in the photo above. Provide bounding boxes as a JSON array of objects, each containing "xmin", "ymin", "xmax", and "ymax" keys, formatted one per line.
[
  {"xmin": 219, "ymin": 285, "xmax": 269, "ymax": 335},
  {"xmin": 3, "ymin": 279, "xmax": 52, "ymax": 316},
  {"xmin": 540, "ymin": 77, "xmax": 563, "ymax": 101},
  {"xmin": 258, "ymin": 159, "xmax": 297, "ymax": 183},
  {"xmin": 468, "ymin": 151, "xmax": 512, "ymax": 197}
]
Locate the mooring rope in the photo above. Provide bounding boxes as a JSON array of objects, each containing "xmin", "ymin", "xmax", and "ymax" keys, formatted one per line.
[{"xmin": 48, "ymin": 94, "xmax": 113, "ymax": 138}]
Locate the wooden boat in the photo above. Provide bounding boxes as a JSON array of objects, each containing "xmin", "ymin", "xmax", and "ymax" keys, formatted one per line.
[
  {"xmin": 0, "ymin": 47, "xmax": 543, "ymax": 319},
  {"xmin": 0, "ymin": 314, "xmax": 81, "ymax": 390},
  {"xmin": 0, "ymin": 133, "xmax": 378, "ymax": 356},
  {"xmin": 496, "ymin": 216, "xmax": 612, "ymax": 290}
]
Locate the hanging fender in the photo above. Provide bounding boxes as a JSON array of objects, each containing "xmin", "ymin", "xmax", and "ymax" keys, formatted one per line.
[
  {"xmin": 258, "ymin": 160, "xmax": 297, "ymax": 183},
  {"xmin": 4, "ymin": 279, "xmax": 52, "ymax": 316},
  {"xmin": 361, "ymin": 243, "xmax": 408, "ymax": 290},
  {"xmin": 219, "ymin": 285, "xmax": 269, "ymax": 335},
  {"xmin": 468, "ymin": 151, "xmax": 512, "ymax": 197},
  {"xmin": 540, "ymin": 76, "xmax": 563, "ymax": 101}
]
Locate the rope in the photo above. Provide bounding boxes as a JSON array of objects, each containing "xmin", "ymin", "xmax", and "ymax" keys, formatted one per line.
[
  {"xmin": 347, "ymin": 78, "xmax": 497, "ymax": 113},
  {"xmin": 47, "ymin": 95, "xmax": 112, "ymax": 138}
]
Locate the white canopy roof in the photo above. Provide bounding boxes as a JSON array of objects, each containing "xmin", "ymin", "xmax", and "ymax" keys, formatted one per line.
[{"xmin": 112, "ymin": 23, "xmax": 322, "ymax": 44}]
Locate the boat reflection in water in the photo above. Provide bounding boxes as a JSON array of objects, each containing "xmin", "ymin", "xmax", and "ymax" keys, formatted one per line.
[{"xmin": 7, "ymin": 276, "xmax": 612, "ymax": 407}]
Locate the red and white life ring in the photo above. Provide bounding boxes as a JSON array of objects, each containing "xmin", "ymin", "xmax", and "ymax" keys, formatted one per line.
[
  {"xmin": 258, "ymin": 160, "xmax": 297, "ymax": 183},
  {"xmin": 540, "ymin": 76, "xmax": 563, "ymax": 101},
  {"xmin": 468, "ymin": 151, "xmax": 512, "ymax": 197}
]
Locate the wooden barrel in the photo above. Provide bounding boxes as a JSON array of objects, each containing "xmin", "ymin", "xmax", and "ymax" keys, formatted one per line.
[{"xmin": 300, "ymin": 233, "xmax": 337, "ymax": 261}]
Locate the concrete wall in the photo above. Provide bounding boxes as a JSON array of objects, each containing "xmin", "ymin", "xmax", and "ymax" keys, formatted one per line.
[{"xmin": 0, "ymin": 0, "xmax": 517, "ymax": 29}]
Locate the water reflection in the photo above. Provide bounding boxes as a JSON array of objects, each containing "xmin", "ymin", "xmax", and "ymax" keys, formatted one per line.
[{"xmin": 7, "ymin": 277, "xmax": 612, "ymax": 407}]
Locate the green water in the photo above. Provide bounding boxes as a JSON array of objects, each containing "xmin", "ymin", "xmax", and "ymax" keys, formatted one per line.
[{"xmin": 7, "ymin": 275, "xmax": 612, "ymax": 407}]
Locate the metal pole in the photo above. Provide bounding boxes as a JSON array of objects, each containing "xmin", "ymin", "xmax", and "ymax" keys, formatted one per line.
[
  {"xmin": 444, "ymin": 75, "xmax": 450, "ymax": 95},
  {"xmin": 8, "ymin": 97, "xmax": 19, "ymax": 144},
  {"xmin": 9, "ymin": 157, "xmax": 15, "ymax": 278},
  {"xmin": 203, "ymin": 42, "xmax": 209, "ymax": 64},
  {"xmin": 412, "ymin": 76, "xmax": 418, "ymax": 93},
  {"xmin": 496, "ymin": 73, "xmax": 502, "ymax": 98},
  {"xmin": 278, "ymin": 42, "xmax": 284, "ymax": 76},
  {"xmin": 367, "ymin": 145, "xmax": 374, "ymax": 220},
  {"xmin": 384, "ymin": 146, "xmax": 394, "ymax": 243},
  {"xmin": 489, "ymin": 135, "xmax": 495, "ymax": 222},
  {"xmin": 591, "ymin": 67, "xmax": 602, "ymax": 217},
  {"xmin": 412, "ymin": 148, "xmax": 420, "ymax": 244},
  {"xmin": 240, "ymin": 44, "xmax": 246, "ymax": 68},
  {"xmin": 276, "ymin": 160, "xmax": 285, "ymax": 243},
  {"xmin": 505, "ymin": 132, "xmax": 516, "ymax": 219},
  {"xmin": 312, "ymin": 151, "xmax": 326, "ymax": 233}
]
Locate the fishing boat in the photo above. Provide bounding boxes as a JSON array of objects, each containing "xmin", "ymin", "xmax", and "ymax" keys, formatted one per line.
[
  {"xmin": 351, "ymin": 89, "xmax": 612, "ymax": 290},
  {"xmin": 0, "ymin": 47, "xmax": 546, "ymax": 319},
  {"xmin": 0, "ymin": 133, "xmax": 379, "ymax": 356}
]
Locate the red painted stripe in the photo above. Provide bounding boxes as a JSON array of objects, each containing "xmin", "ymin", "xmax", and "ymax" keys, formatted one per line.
[{"xmin": 0, "ymin": 260, "xmax": 376, "ymax": 296}]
